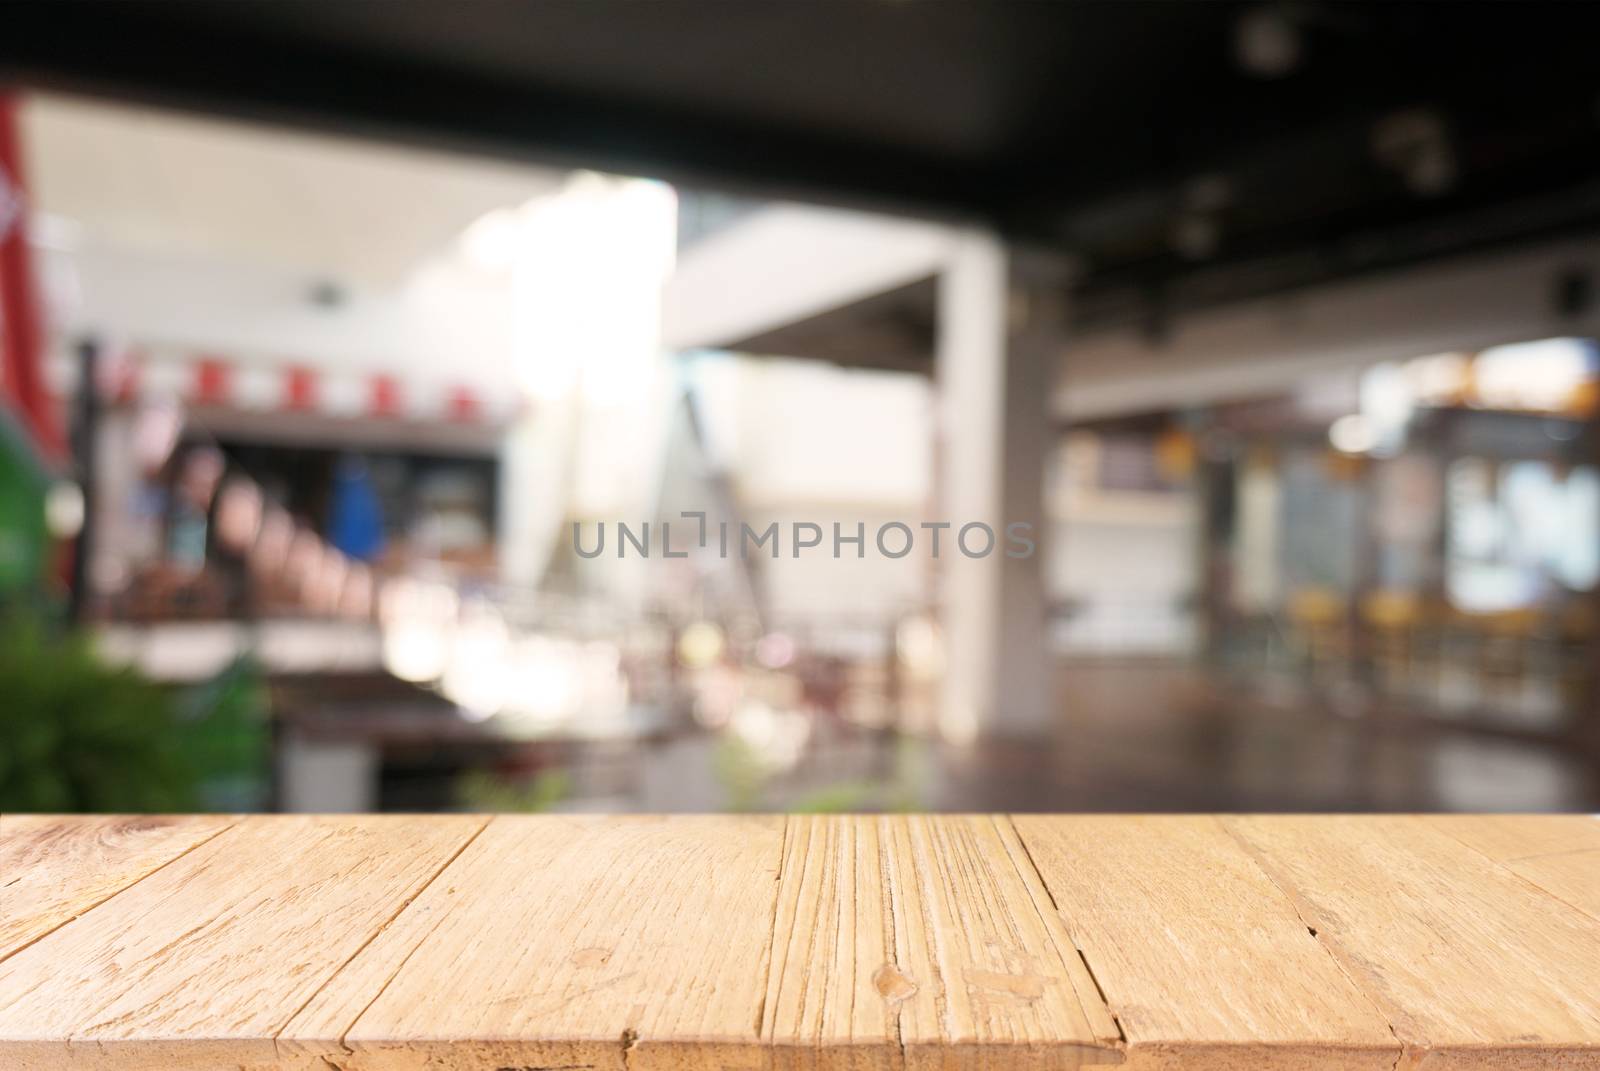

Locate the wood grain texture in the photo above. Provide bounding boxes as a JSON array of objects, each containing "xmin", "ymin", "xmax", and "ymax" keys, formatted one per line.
[
  {"xmin": 1224, "ymin": 815, "xmax": 1600, "ymax": 1070},
  {"xmin": 0, "ymin": 814, "xmax": 485, "ymax": 1070},
  {"xmin": 1012, "ymin": 815, "xmax": 1399, "ymax": 1070},
  {"xmin": 1425, "ymin": 814, "xmax": 1600, "ymax": 924},
  {"xmin": 281, "ymin": 814, "xmax": 786, "ymax": 1071},
  {"xmin": 0, "ymin": 814, "xmax": 234, "ymax": 964},
  {"xmin": 762, "ymin": 815, "xmax": 1119, "ymax": 1071},
  {"xmin": 2, "ymin": 815, "xmax": 1599, "ymax": 1071}
]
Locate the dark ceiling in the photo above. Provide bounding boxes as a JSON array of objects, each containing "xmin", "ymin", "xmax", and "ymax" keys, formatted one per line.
[{"xmin": 5, "ymin": 1, "xmax": 1600, "ymax": 318}]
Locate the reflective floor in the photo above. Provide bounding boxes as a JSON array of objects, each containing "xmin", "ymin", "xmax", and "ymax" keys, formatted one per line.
[
  {"xmin": 613, "ymin": 659, "xmax": 1600, "ymax": 813},
  {"xmin": 928, "ymin": 659, "xmax": 1600, "ymax": 813}
]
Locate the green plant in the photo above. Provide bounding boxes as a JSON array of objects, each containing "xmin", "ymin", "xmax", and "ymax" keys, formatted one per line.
[
  {"xmin": 174, "ymin": 654, "xmax": 271, "ymax": 811},
  {"xmin": 712, "ymin": 732, "xmax": 768, "ymax": 811},
  {"xmin": 457, "ymin": 767, "xmax": 572, "ymax": 812},
  {"xmin": 719, "ymin": 729, "xmax": 931, "ymax": 813},
  {"xmin": 0, "ymin": 615, "xmax": 199, "ymax": 812},
  {"xmin": 788, "ymin": 779, "xmax": 877, "ymax": 813}
]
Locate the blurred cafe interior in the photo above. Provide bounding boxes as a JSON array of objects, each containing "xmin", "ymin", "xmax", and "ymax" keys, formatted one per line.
[{"xmin": 2, "ymin": 2, "xmax": 1600, "ymax": 814}]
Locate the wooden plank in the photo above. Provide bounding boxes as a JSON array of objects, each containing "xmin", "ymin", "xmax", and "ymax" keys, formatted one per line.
[
  {"xmin": 2, "ymin": 815, "xmax": 1599, "ymax": 1070},
  {"xmin": 0, "ymin": 814, "xmax": 485, "ymax": 1070},
  {"xmin": 760, "ymin": 814, "xmax": 898, "ymax": 1071},
  {"xmin": 1225, "ymin": 815, "xmax": 1600, "ymax": 1069},
  {"xmin": 0, "ymin": 814, "xmax": 234, "ymax": 963},
  {"xmin": 280, "ymin": 814, "xmax": 786, "ymax": 1071},
  {"xmin": 1426, "ymin": 814, "xmax": 1600, "ymax": 924},
  {"xmin": 1423, "ymin": 814, "xmax": 1600, "ymax": 863},
  {"xmin": 1012, "ymin": 815, "xmax": 1399, "ymax": 1070},
  {"xmin": 761, "ymin": 815, "xmax": 1119, "ymax": 1071}
]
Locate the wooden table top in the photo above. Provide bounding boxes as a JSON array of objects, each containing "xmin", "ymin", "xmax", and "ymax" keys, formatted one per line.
[{"xmin": 0, "ymin": 814, "xmax": 1597, "ymax": 1070}]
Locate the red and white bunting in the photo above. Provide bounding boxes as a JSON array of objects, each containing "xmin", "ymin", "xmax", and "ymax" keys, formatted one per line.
[{"xmin": 46, "ymin": 346, "xmax": 520, "ymax": 425}]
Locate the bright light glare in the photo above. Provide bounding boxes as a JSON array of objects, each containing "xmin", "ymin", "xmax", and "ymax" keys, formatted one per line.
[
  {"xmin": 440, "ymin": 602, "xmax": 512, "ymax": 721},
  {"xmin": 1474, "ymin": 338, "xmax": 1594, "ymax": 412},
  {"xmin": 677, "ymin": 620, "xmax": 725, "ymax": 668},
  {"xmin": 1329, "ymin": 414, "xmax": 1378, "ymax": 454},
  {"xmin": 508, "ymin": 173, "xmax": 676, "ymax": 405},
  {"xmin": 458, "ymin": 207, "xmax": 521, "ymax": 273},
  {"xmin": 1405, "ymin": 352, "xmax": 1471, "ymax": 405},
  {"xmin": 1357, "ymin": 361, "xmax": 1412, "ymax": 449},
  {"xmin": 382, "ymin": 620, "xmax": 450, "ymax": 684},
  {"xmin": 44, "ymin": 481, "xmax": 85, "ymax": 539},
  {"xmin": 379, "ymin": 578, "xmax": 459, "ymax": 683},
  {"xmin": 730, "ymin": 701, "xmax": 812, "ymax": 772},
  {"xmin": 503, "ymin": 636, "xmax": 579, "ymax": 725}
]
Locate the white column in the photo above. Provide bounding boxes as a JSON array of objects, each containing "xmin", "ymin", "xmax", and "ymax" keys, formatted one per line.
[
  {"xmin": 497, "ymin": 175, "xmax": 677, "ymax": 591},
  {"xmin": 497, "ymin": 398, "xmax": 579, "ymax": 589},
  {"xmin": 935, "ymin": 230, "xmax": 1062, "ymax": 739}
]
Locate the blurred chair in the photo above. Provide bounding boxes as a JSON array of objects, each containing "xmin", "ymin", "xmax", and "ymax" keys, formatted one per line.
[{"xmin": 1286, "ymin": 586, "xmax": 1349, "ymax": 683}]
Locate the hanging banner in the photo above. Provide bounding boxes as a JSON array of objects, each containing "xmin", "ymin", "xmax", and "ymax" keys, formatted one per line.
[{"xmin": 0, "ymin": 92, "xmax": 60, "ymax": 456}]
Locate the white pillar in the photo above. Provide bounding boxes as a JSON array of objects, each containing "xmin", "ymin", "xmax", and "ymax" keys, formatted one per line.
[
  {"xmin": 935, "ymin": 230, "xmax": 1062, "ymax": 739},
  {"xmin": 497, "ymin": 175, "xmax": 676, "ymax": 592},
  {"xmin": 497, "ymin": 398, "xmax": 578, "ymax": 589}
]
